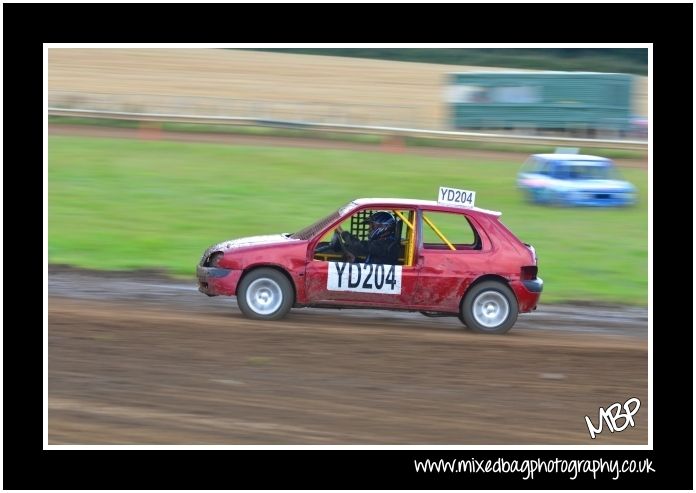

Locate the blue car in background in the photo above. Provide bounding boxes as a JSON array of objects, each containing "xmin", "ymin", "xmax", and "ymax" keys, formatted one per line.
[{"xmin": 517, "ymin": 152, "xmax": 636, "ymax": 207}]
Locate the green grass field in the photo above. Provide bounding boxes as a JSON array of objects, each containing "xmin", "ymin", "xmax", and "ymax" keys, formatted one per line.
[
  {"xmin": 48, "ymin": 136, "xmax": 649, "ymax": 305},
  {"xmin": 48, "ymin": 117, "xmax": 647, "ymax": 160}
]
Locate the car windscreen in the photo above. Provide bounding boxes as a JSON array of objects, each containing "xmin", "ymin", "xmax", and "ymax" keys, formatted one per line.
[
  {"xmin": 289, "ymin": 211, "xmax": 339, "ymax": 240},
  {"xmin": 554, "ymin": 161, "xmax": 618, "ymax": 180}
]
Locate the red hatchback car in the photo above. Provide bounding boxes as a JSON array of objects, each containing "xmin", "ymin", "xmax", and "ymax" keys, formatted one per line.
[{"xmin": 197, "ymin": 196, "xmax": 542, "ymax": 334}]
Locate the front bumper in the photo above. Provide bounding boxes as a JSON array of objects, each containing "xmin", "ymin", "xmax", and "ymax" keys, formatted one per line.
[
  {"xmin": 196, "ymin": 265, "xmax": 242, "ymax": 296},
  {"xmin": 566, "ymin": 192, "xmax": 635, "ymax": 207}
]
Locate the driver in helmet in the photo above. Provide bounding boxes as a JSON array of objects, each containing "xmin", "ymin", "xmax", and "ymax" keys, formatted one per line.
[{"xmin": 335, "ymin": 211, "xmax": 399, "ymax": 265}]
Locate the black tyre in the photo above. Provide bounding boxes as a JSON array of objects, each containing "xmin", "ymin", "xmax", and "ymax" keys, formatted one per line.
[
  {"xmin": 237, "ymin": 268, "xmax": 294, "ymax": 320},
  {"xmin": 460, "ymin": 281, "xmax": 518, "ymax": 334}
]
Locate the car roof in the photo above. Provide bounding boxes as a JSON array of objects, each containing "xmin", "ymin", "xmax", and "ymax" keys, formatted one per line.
[
  {"xmin": 349, "ymin": 198, "xmax": 502, "ymax": 217},
  {"xmin": 533, "ymin": 154, "xmax": 611, "ymax": 162}
]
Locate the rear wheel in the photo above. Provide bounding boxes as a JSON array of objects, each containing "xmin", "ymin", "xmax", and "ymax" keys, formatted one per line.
[
  {"xmin": 460, "ymin": 281, "xmax": 518, "ymax": 334},
  {"xmin": 237, "ymin": 268, "xmax": 294, "ymax": 320}
]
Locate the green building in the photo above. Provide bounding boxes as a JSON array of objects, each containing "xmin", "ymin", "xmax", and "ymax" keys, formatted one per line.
[{"xmin": 447, "ymin": 72, "xmax": 633, "ymax": 133}]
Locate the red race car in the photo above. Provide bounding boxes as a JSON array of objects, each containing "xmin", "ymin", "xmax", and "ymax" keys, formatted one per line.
[{"xmin": 197, "ymin": 188, "xmax": 542, "ymax": 334}]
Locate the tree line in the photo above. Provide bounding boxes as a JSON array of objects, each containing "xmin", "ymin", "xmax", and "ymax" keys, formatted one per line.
[{"xmin": 246, "ymin": 48, "xmax": 647, "ymax": 76}]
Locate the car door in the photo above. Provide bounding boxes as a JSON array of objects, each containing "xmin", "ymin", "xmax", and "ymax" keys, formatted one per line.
[
  {"xmin": 304, "ymin": 207, "xmax": 419, "ymax": 307},
  {"xmin": 412, "ymin": 209, "xmax": 491, "ymax": 313}
]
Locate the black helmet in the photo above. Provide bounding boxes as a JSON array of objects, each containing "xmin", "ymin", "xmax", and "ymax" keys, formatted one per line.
[{"xmin": 365, "ymin": 211, "xmax": 396, "ymax": 240}]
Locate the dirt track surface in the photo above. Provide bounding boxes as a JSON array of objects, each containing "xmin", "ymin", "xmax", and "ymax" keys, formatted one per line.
[
  {"xmin": 48, "ymin": 266, "xmax": 648, "ymax": 445},
  {"xmin": 49, "ymin": 124, "xmax": 648, "ymax": 169}
]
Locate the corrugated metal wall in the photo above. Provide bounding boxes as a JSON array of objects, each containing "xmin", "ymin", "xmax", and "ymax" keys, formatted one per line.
[{"xmin": 448, "ymin": 72, "xmax": 633, "ymax": 131}]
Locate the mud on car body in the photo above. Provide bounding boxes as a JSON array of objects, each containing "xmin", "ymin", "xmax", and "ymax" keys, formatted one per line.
[{"xmin": 197, "ymin": 189, "xmax": 542, "ymax": 334}]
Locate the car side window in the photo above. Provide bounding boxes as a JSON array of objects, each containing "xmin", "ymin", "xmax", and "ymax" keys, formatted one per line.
[
  {"xmin": 553, "ymin": 163, "xmax": 571, "ymax": 180},
  {"xmin": 312, "ymin": 208, "xmax": 416, "ymax": 266},
  {"xmin": 421, "ymin": 211, "xmax": 481, "ymax": 251}
]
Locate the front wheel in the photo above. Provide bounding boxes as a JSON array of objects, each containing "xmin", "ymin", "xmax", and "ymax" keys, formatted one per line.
[
  {"xmin": 237, "ymin": 268, "xmax": 294, "ymax": 320},
  {"xmin": 460, "ymin": 281, "xmax": 518, "ymax": 334}
]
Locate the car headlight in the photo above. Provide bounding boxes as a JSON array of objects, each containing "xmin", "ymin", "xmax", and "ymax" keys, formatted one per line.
[{"xmin": 207, "ymin": 251, "xmax": 224, "ymax": 267}]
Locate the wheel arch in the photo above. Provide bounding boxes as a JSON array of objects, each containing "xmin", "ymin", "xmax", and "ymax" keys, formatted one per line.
[
  {"xmin": 459, "ymin": 275, "xmax": 519, "ymax": 334},
  {"xmin": 237, "ymin": 264, "xmax": 297, "ymax": 305},
  {"xmin": 461, "ymin": 274, "xmax": 515, "ymax": 309}
]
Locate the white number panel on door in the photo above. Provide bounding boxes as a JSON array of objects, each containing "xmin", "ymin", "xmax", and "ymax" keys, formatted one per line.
[{"xmin": 327, "ymin": 262, "xmax": 402, "ymax": 294}]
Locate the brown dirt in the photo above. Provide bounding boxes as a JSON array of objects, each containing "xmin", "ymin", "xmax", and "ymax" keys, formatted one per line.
[{"xmin": 49, "ymin": 293, "xmax": 648, "ymax": 445}]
